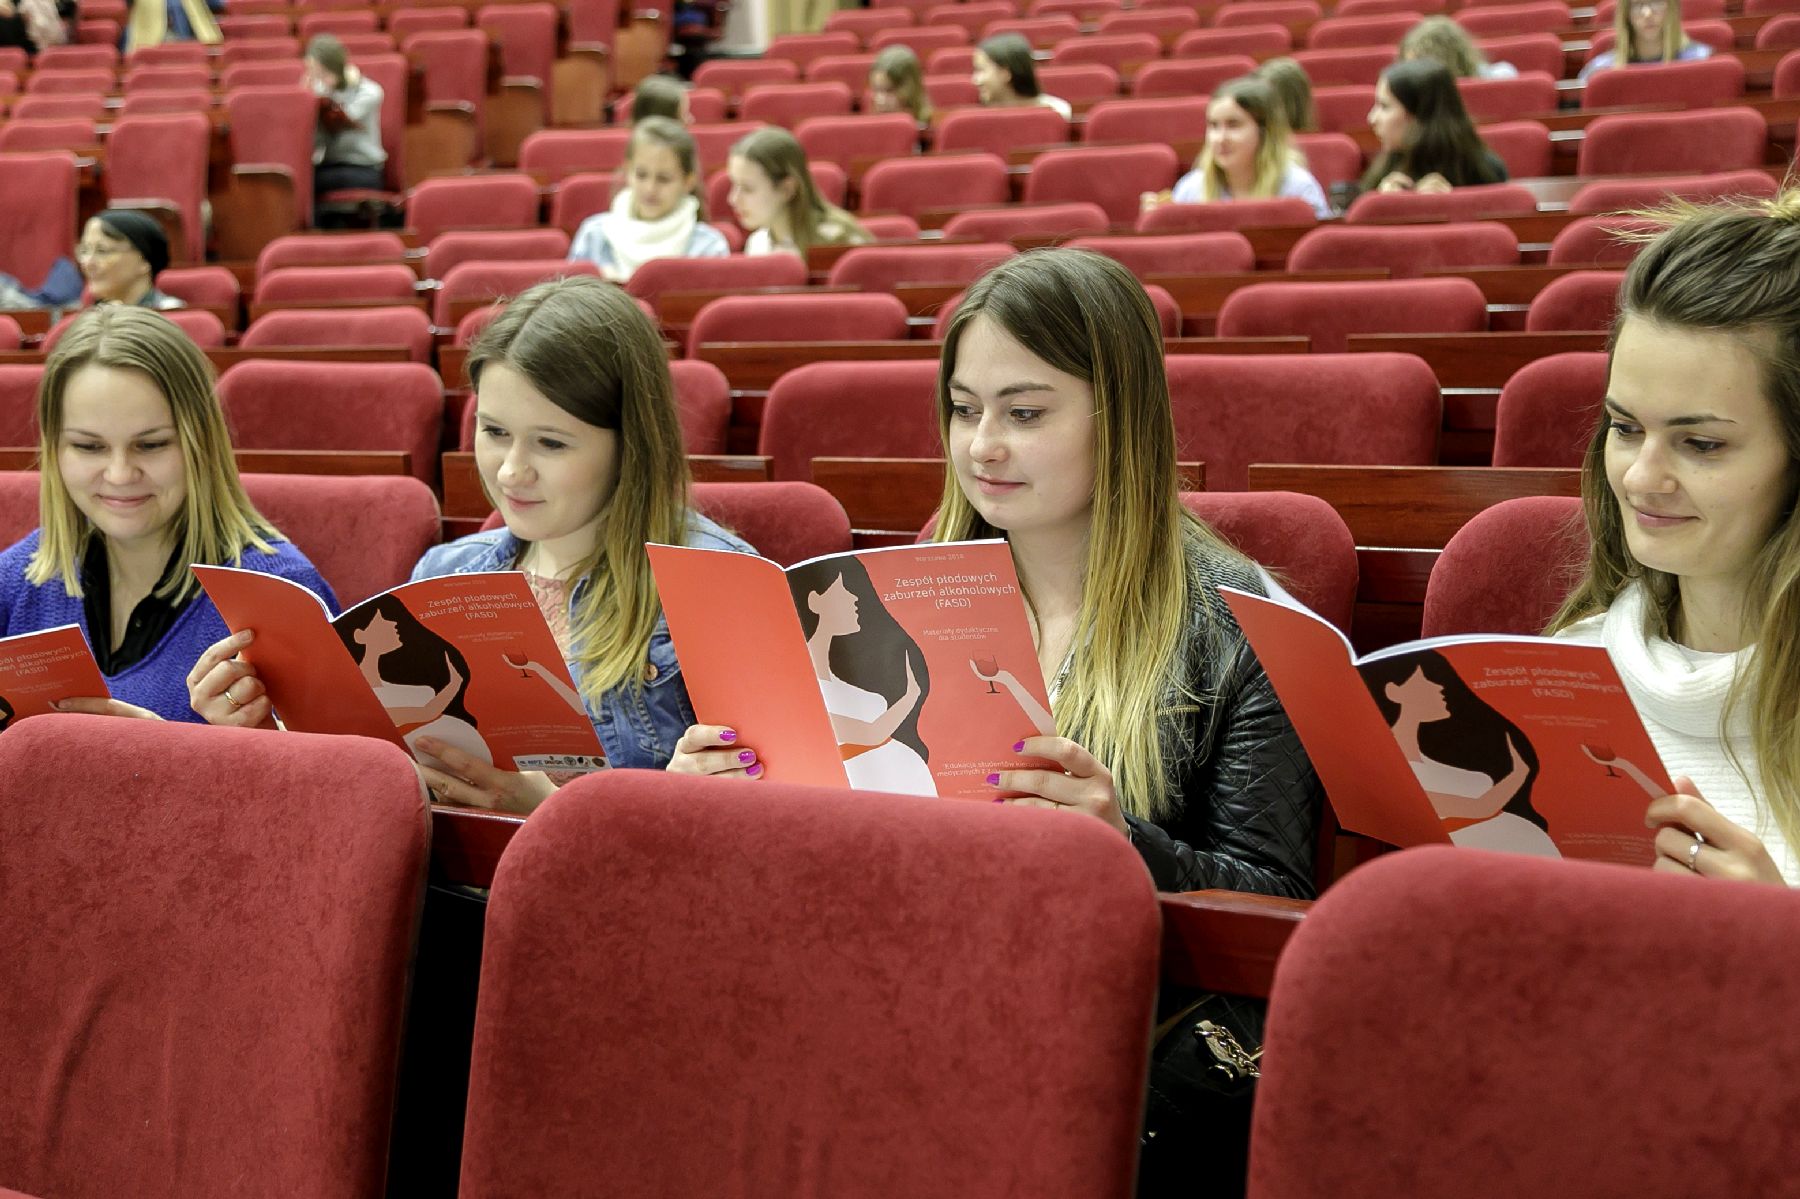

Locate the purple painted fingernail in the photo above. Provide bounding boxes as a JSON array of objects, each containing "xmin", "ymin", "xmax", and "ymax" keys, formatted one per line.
[
  {"xmin": 1011, "ymin": 740, "xmax": 1025, "ymax": 752},
  {"xmin": 985, "ymin": 773, "xmax": 1000, "ymax": 786},
  {"xmin": 719, "ymin": 729, "xmax": 738, "ymax": 743},
  {"xmin": 991, "ymin": 796, "xmax": 1004, "ymax": 804},
  {"xmin": 746, "ymin": 763, "xmax": 763, "ymax": 777},
  {"xmin": 737, "ymin": 750, "xmax": 756, "ymax": 763}
]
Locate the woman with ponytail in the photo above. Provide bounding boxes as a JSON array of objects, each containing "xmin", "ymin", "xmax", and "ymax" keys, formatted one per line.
[{"xmin": 1546, "ymin": 191, "xmax": 1800, "ymax": 885}]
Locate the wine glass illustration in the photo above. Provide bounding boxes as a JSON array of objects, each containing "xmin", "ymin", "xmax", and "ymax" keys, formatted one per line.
[
  {"xmin": 503, "ymin": 652, "xmax": 532, "ymax": 679},
  {"xmin": 1584, "ymin": 742, "xmax": 1621, "ymax": 778},
  {"xmin": 972, "ymin": 655, "xmax": 1001, "ymax": 694}
]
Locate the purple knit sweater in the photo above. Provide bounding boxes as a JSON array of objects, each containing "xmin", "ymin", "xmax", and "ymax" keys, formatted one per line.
[{"xmin": 0, "ymin": 530, "xmax": 337, "ymax": 723}]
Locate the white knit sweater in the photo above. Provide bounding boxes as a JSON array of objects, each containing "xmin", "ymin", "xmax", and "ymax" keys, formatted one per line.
[{"xmin": 1558, "ymin": 584, "xmax": 1799, "ymax": 884}]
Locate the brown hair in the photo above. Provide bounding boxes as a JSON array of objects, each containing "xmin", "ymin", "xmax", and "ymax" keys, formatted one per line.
[
  {"xmin": 729, "ymin": 127, "xmax": 870, "ymax": 253},
  {"xmin": 303, "ymin": 33, "xmax": 349, "ymax": 89},
  {"xmin": 871, "ymin": 44, "xmax": 931, "ymax": 123}
]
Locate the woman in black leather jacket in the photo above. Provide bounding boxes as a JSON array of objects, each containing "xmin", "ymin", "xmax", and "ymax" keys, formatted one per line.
[{"xmin": 671, "ymin": 248, "xmax": 1319, "ymax": 900}]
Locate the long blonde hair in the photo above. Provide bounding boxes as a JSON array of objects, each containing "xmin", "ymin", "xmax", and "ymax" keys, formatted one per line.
[
  {"xmin": 1193, "ymin": 75, "xmax": 1296, "ymax": 204},
  {"xmin": 28, "ymin": 306, "xmax": 274, "ymax": 600},
  {"xmin": 729, "ymin": 127, "xmax": 870, "ymax": 254},
  {"xmin": 1545, "ymin": 192, "xmax": 1800, "ymax": 853},
  {"xmin": 1613, "ymin": 0, "xmax": 1690, "ymax": 63},
  {"xmin": 932, "ymin": 249, "xmax": 1256, "ymax": 822},
  {"xmin": 466, "ymin": 277, "xmax": 691, "ymax": 701}
]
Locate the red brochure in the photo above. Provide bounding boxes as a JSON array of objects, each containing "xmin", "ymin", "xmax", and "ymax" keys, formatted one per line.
[{"xmin": 0, "ymin": 625, "xmax": 109, "ymax": 730}]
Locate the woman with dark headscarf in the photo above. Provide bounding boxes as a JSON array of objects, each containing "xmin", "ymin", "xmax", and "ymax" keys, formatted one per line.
[{"xmin": 77, "ymin": 211, "xmax": 185, "ymax": 311}]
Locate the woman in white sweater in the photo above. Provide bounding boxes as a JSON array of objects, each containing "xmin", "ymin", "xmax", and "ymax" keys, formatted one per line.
[{"xmin": 1547, "ymin": 192, "xmax": 1800, "ymax": 886}]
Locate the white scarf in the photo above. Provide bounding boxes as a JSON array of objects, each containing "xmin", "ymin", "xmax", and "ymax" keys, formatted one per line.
[
  {"xmin": 597, "ymin": 189, "xmax": 700, "ymax": 281},
  {"xmin": 1599, "ymin": 583, "xmax": 1750, "ymax": 742}
]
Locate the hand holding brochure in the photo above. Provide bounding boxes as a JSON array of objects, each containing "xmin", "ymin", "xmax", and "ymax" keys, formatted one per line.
[
  {"xmin": 1222, "ymin": 587, "xmax": 1672, "ymax": 865},
  {"xmin": 650, "ymin": 540, "xmax": 1053, "ymax": 799},
  {"xmin": 194, "ymin": 567, "xmax": 606, "ymax": 774},
  {"xmin": 0, "ymin": 625, "xmax": 108, "ymax": 730}
]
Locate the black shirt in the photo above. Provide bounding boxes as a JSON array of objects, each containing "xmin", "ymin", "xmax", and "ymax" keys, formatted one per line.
[{"xmin": 80, "ymin": 537, "xmax": 194, "ymax": 674}]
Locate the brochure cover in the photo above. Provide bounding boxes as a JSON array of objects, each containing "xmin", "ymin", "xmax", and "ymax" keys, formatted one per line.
[{"xmin": 0, "ymin": 625, "xmax": 108, "ymax": 731}]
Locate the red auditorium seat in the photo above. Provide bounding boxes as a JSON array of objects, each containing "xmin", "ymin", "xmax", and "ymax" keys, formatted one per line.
[
  {"xmin": 0, "ymin": 317, "xmax": 20, "ymax": 352},
  {"xmin": 795, "ymin": 113, "xmax": 920, "ymax": 171},
  {"xmin": 688, "ymin": 120, "xmax": 769, "ymax": 172},
  {"xmin": 1136, "ymin": 196, "xmax": 1317, "ymax": 234},
  {"xmin": 1172, "ymin": 26, "xmax": 1291, "ymax": 57},
  {"xmin": 157, "ymin": 265, "xmax": 241, "ymax": 311},
  {"xmin": 1307, "ymin": 11, "xmax": 1419, "ymax": 47},
  {"xmin": 942, "ymin": 201, "xmax": 1109, "ymax": 241},
  {"xmin": 1479, "ymin": 32, "xmax": 1567, "ymax": 77},
  {"xmin": 689, "ymin": 480, "xmax": 855, "ymax": 562},
  {"xmin": 0, "ymin": 716, "xmax": 427, "ymax": 1199},
  {"xmin": 1084, "ymin": 97, "xmax": 1209, "ymax": 148},
  {"xmin": 1582, "ymin": 54, "xmax": 1744, "ymax": 108},
  {"xmin": 692, "ymin": 57, "xmax": 799, "ymax": 99},
  {"xmin": 216, "ymin": 13, "xmax": 290, "ymax": 37},
  {"xmin": 460, "ymin": 357, "xmax": 731, "ymax": 453},
  {"xmin": 1024, "ymin": 143, "xmax": 1180, "ymax": 224},
  {"xmin": 1456, "ymin": 2, "xmax": 1569, "ymax": 36},
  {"xmin": 254, "ymin": 264, "xmax": 420, "ymax": 305},
  {"xmin": 624, "ymin": 253, "xmax": 810, "ymax": 313},
  {"xmin": 1035, "ymin": 63, "xmax": 1122, "ymax": 104},
  {"xmin": 226, "ymin": 85, "xmax": 319, "ymax": 230},
  {"xmin": 433, "ymin": 260, "xmax": 601, "ymax": 325},
  {"xmin": 1567, "ymin": 170, "xmax": 1780, "ymax": 214},
  {"xmin": 41, "ymin": 308, "xmax": 226, "ymax": 352},
  {"xmin": 0, "ymin": 365, "xmax": 42, "ymax": 446},
  {"xmin": 119, "ymin": 90, "xmax": 212, "ymax": 116},
  {"xmin": 0, "ymin": 118, "xmax": 97, "ymax": 153},
  {"xmin": 823, "ymin": 7, "xmax": 914, "ymax": 42},
  {"xmin": 1491, "ymin": 351, "xmax": 1608, "ymax": 469},
  {"xmin": 217, "ymin": 36, "xmax": 302, "ymax": 65},
  {"xmin": 924, "ymin": 0, "xmax": 1010, "ymax": 39},
  {"xmin": 476, "ymin": 2, "xmax": 558, "ymax": 118},
  {"xmin": 390, "ymin": 6, "xmax": 468, "ymax": 41},
  {"xmin": 871, "ymin": 25, "xmax": 968, "ymax": 55},
  {"xmin": 804, "ymin": 51, "xmax": 881, "ymax": 90},
  {"xmin": 423, "ymin": 229, "xmax": 570, "ymax": 281},
  {"xmin": 686, "ymin": 292, "xmax": 910, "ymax": 355},
  {"xmin": 520, "ymin": 128, "xmax": 632, "ymax": 177},
  {"xmin": 981, "ymin": 14, "xmax": 1082, "ymax": 47},
  {"xmin": 705, "ymin": 160, "xmax": 846, "ymax": 214},
  {"xmin": 922, "ymin": 74, "xmax": 982, "ymax": 110},
  {"xmin": 1216, "ymin": 278, "xmax": 1489, "ymax": 354},
  {"xmin": 1287, "ymin": 222, "xmax": 1521, "ymax": 277},
  {"xmin": 1291, "ymin": 44, "xmax": 1393, "ymax": 85},
  {"xmin": 240, "ymin": 306, "xmax": 435, "ymax": 363},
  {"xmin": 1051, "ymin": 31, "xmax": 1160, "ymax": 72},
  {"xmin": 1183, "ymin": 490, "xmax": 1359, "ymax": 634},
  {"xmin": 1419, "ymin": 496, "xmax": 1587, "ymax": 637},
  {"xmin": 402, "ymin": 28, "xmax": 490, "ymax": 130},
  {"xmin": 297, "ymin": 11, "xmax": 377, "ymax": 37},
  {"xmin": 861, "ymin": 214, "xmax": 923, "ymax": 240},
  {"xmin": 1756, "ymin": 13, "xmax": 1800, "ymax": 49},
  {"xmin": 124, "ymin": 42, "xmax": 207, "ymax": 66},
  {"xmin": 765, "ymin": 30, "xmax": 860, "ymax": 67},
  {"xmin": 25, "ymin": 67, "xmax": 113, "ymax": 94},
  {"xmin": 34, "ymin": 44, "xmax": 115, "ymax": 69},
  {"xmin": 1547, "ymin": 215, "xmax": 1658, "ymax": 266},
  {"xmin": 1066, "ymin": 231, "xmax": 1256, "ymax": 277},
  {"xmin": 122, "ymin": 64, "xmax": 209, "ymax": 92},
  {"xmin": 861, "ymin": 153, "xmax": 1011, "ymax": 217},
  {"xmin": 8, "ymin": 94, "xmax": 108, "ymax": 119},
  {"xmin": 548, "ymin": 173, "xmax": 617, "ymax": 234},
  {"xmin": 1477, "ymin": 119, "xmax": 1553, "ymax": 178},
  {"xmin": 337, "ymin": 52, "xmax": 409, "ymax": 193},
  {"xmin": 826, "ymin": 242, "xmax": 1017, "ymax": 293},
  {"xmin": 932, "ymin": 282, "xmax": 1183, "ymax": 338},
  {"xmin": 1218, "ymin": 0, "xmax": 1321, "ymax": 24},
  {"xmin": 759, "ymin": 359, "xmax": 942, "ymax": 481},
  {"xmin": 1577, "ymin": 108, "xmax": 1767, "ymax": 176},
  {"xmin": 219, "ymin": 360, "xmax": 444, "ymax": 486},
  {"xmin": 407, "ymin": 174, "xmax": 542, "ymax": 242},
  {"xmin": 1099, "ymin": 7, "xmax": 1200, "ymax": 38},
  {"xmin": 934, "ymin": 105, "xmax": 1070, "ymax": 158},
  {"xmin": 1773, "ymin": 46, "xmax": 1800, "ymax": 95},
  {"xmin": 1133, "ymin": 53, "xmax": 1261, "ymax": 99},
  {"xmin": 1293, "ymin": 131, "xmax": 1364, "ymax": 187},
  {"xmin": 1344, "ymin": 183, "xmax": 1539, "ymax": 223},
  {"xmin": 255, "ymin": 231, "xmax": 408, "ymax": 276},
  {"xmin": 739, "ymin": 81, "xmax": 855, "ymax": 128},
  {"xmin": 1166, "ymin": 352, "xmax": 1440, "ymax": 491},
  {"xmin": 1456, "ymin": 72, "xmax": 1559, "ymax": 122},
  {"xmin": 106, "ymin": 113, "xmax": 210, "ymax": 262},
  {"xmin": 220, "ymin": 59, "xmax": 306, "ymax": 89},
  {"xmin": 243, "ymin": 472, "xmax": 444, "ymax": 604},
  {"xmin": 1310, "ymin": 84, "xmax": 1377, "ymax": 133},
  {"xmin": 457, "ymin": 771, "xmax": 1157, "ymax": 1199},
  {"xmin": 1524, "ymin": 269, "xmax": 1626, "ymax": 332}
]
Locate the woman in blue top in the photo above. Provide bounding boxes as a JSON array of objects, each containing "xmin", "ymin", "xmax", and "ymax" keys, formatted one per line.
[
  {"xmin": 1143, "ymin": 75, "xmax": 1332, "ymax": 220},
  {"xmin": 1579, "ymin": 0, "xmax": 1712, "ymax": 80},
  {"xmin": 188, "ymin": 277, "xmax": 751, "ymax": 810},
  {"xmin": 0, "ymin": 306, "xmax": 334, "ymax": 723}
]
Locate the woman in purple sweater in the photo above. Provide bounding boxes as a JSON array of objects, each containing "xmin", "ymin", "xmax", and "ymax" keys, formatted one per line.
[{"xmin": 0, "ymin": 307, "xmax": 333, "ymax": 723}]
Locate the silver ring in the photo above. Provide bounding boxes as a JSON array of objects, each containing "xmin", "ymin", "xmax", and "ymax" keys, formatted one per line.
[{"xmin": 1687, "ymin": 837, "xmax": 1704, "ymax": 870}]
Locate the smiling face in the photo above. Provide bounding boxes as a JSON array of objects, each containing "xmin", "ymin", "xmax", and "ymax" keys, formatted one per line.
[
  {"xmin": 474, "ymin": 361, "xmax": 621, "ymax": 567},
  {"xmin": 1385, "ymin": 666, "xmax": 1451, "ymax": 723},
  {"xmin": 869, "ymin": 69, "xmax": 900, "ymax": 113},
  {"xmin": 1601, "ymin": 317, "xmax": 1796, "ymax": 608},
  {"xmin": 626, "ymin": 139, "xmax": 694, "ymax": 223},
  {"xmin": 55, "ymin": 363, "xmax": 188, "ymax": 553},
  {"xmin": 726, "ymin": 152, "xmax": 793, "ymax": 235},
  {"xmin": 1206, "ymin": 94, "xmax": 1263, "ymax": 181},
  {"xmin": 945, "ymin": 315, "xmax": 1097, "ymax": 544},
  {"xmin": 1367, "ymin": 78, "xmax": 1412, "ymax": 153},
  {"xmin": 971, "ymin": 50, "xmax": 1013, "ymax": 105},
  {"xmin": 1628, "ymin": 0, "xmax": 1667, "ymax": 52},
  {"xmin": 808, "ymin": 574, "xmax": 862, "ymax": 638},
  {"xmin": 77, "ymin": 218, "xmax": 153, "ymax": 305}
]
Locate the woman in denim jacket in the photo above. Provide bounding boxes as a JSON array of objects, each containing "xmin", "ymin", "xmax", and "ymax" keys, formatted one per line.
[{"xmin": 188, "ymin": 277, "xmax": 751, "ymax": 809}]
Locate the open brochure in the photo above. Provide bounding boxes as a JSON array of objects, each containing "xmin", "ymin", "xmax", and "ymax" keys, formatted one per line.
[
  {"xmin": 193, "ymin": 567, "xmax": 606, "ymax": 774},
  {"xmin": 0, "ymin": 625, "xmax": 109, "ymax": 731},
  {"xmin": 1222, "ymin": 587, "xmax": 1673, "ymax": 866},
  {"xmin": 649, "ymin": 539, "xmax": 1053, "ymax": 799}
]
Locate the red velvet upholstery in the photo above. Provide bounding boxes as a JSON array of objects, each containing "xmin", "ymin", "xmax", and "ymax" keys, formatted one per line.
[
  {"xmin": 1567, "ymin": 169, "xmax": 1780, "ymax": 215},
  {"xmin": 1491, "ymin": 351, "xmax": 1608, "ymax": 468},
  {"xmin": 860, "ymin": 213, "xmax": 922, "ymax": 240},
  {"xmin": 458, "ymin": 770, "xmax": 1159, "ymax": 1199},
  {"xmin": 433, "ymin": 260, "xmax": 602, "ymax": 325},
  {"xmin": 1757, "ymin": 13, "xmax": 1800, "ymax": 49},
  {"xmin": 1042, "ymin": 66, "xmax": 1125, "ymax": 101},
  {"xmin": 796, "ymin": 113, "xmax": 921, "ymax": 170},
  {"xmin": 1293, "ymin": 130, "xmax": 1364, "ymax": 185},
  {"xmin": 826, "ymin": 242, "xmax": 1016, "ymax": 292},
  {"xmin": 923, "ymin": 0, "xmax": 1007, "ymax": 39},
  {"xmin": 253, "ymin": 263, "xmax": 420, "ymax": 304},
  {"xmin": 1457, "ymin": 4, "xmax": 1568, "ymax": 36},
  {"xmin": 860, "ymin": 152, "xmax": 1011, "ymax": 216},
  {"xmin": 942, "ymin": 201, "xmax": 1107, "ymax": 241},
  {"xmin": 691, "ymin": 121, "xmax": 776, "ymax": 171},
  {"xmin": 239, "ymin": 472, "xmax": 443, "ymax": 604},
  {"xmin": 0, "ymin": 316, "xmax": 18, "ymax": 351},
  {"xmin": 1455, "ymin": 71, "xmax": 1559, "ymax": 121},
  {"xmin": 983, "ymin": 14, "xmax": 1082, "ymax": 45},
  {"xmin": 1583, "ymin": 54, "xmax": 1745, "ymax": 108},
  {"xmin": 1291, "ymin": 44, "xmax": 1393, "ymax": 85},
  {"xmin": 35, "ymin": 43, "xmax": 115, "ymax": 68},
  {"xmin": 1183, "ymin": 490, "xmax": 1358, "ymax": 633},
  {"xmin": 402, "ymin": 28, "xmax": 489, "ymax": 124},
  {"xmin": 1288, "ymin": 221, "xmax": 1520, "ymax": 277},
  {"xmin": 1053, "ymin": 31, "xmax": 1160, "ymax": 70},
  {"xmin": 1344, "ymin": 183, "xmax": 1539, "ymax": 224},
  {"xmin": 1420, "ymin": 495, "xmax": 1587, "ymax": 636},
  {"xmin": 42, "ymin": 308, "xmax": 226, "ymax": 353},
  {"xmin": 624, "ymin": 252, "xmax": 810, "ymax": 312},
  {"xmin": 692, "ymin": 480, "xmax": 853, "ymax": 563},
  {"xmin": 1249, "ymin": 845, "xmax": 1800, "ymax": 1198},
  {"xmin": 518, "ymin": 127, "xmax": 631, "ymax": 177},
  {"xmin": 1310, "ymin": 83, "xmax": 1376, "ymax": 132},
  {"xmin": 220, "ymin": 59, "xmax": 307, "ymax": 89},
  {"xmin": 390, "ymin": 6, "xmax": 468, "ymax": 40},
  {"xmin": 739, "ymin": 80, "xmax": 855, "ymax": 128},
  {"xmin": 1025, "ymin": 143, "xmax": 1180, "ymax": 223},
  {"xmin": 0, "ymin": 151, "xmax": 75, "ymax": 287},
  {"xmin": 0, "ymin": 118, "xmax": 96, "ymax": 152},
  {"xmin": 548, "ymin": 171, "xmax": 618, "ymax": 234},
  {"xmin": 693, "ymin": 56, "xmax": 800, "ymax": 97},
  {"xmin": 1776, "ymin": 45, "xmax": 1800, "ymax": 94},
  {"xmin": 1219, "ymin": 0, "xmax": 1320, "ymax": 24},
  {"xmin": 1524, "ymin": 269, "xmax": 1625, "ymax": 332},
  {"xmin": 24, "ymin": 66, "xmax": 112, "ymax": 93},
  {"xmin": 217, "ymin": 360, "xmax": 445, "ymax": 487},
  {"xmin": 1134, "ymin": 52, "xmax": 1261, "ymax": 97},
  {"xmin": 255, "ymin": 231, "xmax": 407, "ymax": 277},
  {"xmin": 1215, "ymin": 278, "xmax": 1488, "ymax": 354},
  {"xmin": 1547, "ymin": 215, "xmax": 1657, "ymax": 266},
  {"xmin": 1135, "ymin": 195, "xmax": 1316, "ymax": 233},
  {"xmin": 1476, "ymin": 118, "xmax": 1552, "ymax": 178},
  {"xmin": 932, "ymin": 283, "xmax": 1181, "ymax": 338},
  {"xmin": 822, "ymin": 8, "xmax": 912, "ymax": 41},
  {"xmin": 1172, "ymin": 27, "xmax": 1288, "ymax": 56},
  {"xmin": 767, "ymin": 30, "xmax": 861, "ymax": 66},
  {"xmin": 217, "ymin": 35, "xmax": 303, "ymax": 64},
  {"xmin": 1577, "ymin": 107, "xmax": 1767, "ymax": 176},
  {"xmin": 0, "ymin": 365, "xmax": 39, "ymax": 447},
  {"xmin": 119, "ymin": 90, "xmax": 212, "ymax": 116},
  {"xmin": 1166, "ymin": 352, "xmax": 1441, "ymax": 490},
  {"xmin": 422, "ymin": 228, "xmax": 570, "ymax": 281},
  {"xmin": 1084, "ymin": 96, "xmax": 1209, "ymax": 146},
  {"xmin": 933, "ymin": 105, "xmax": 1071, "ymax": 159},
  {"xmin": 9, "ymin": 94, "xmax": 108, "ymax": 119},
  {"xmin": 0, "ymin": 716, "xmax": 427, "ymax": 1199},
  {"xmin": 157, "ymin": 265, "xmax": 241, "ymax": 310},
  {"xmin": 239, "ymin": 306, "xmax": 435, "ymax": 363},
  {"xmin": 106, "ymin": 113, "xmax": 210, "ymax": 261},
  {"xmin": 124, "ymin": 42, "xmax": 208, "ymax": 66},
  {"xmin": 476, "ymin": 1, "xmax": 557, "ymax": 115},
  {"xmin": 406, "ymin": 173, "xmax": 541, "ymax": 243},
  {"xmin": 686, "ymin": 291, "xmax": 910, "ymax": 355},
  {"xmin": 1100, "ymin": 7, "xmax": 1200, "ymax": 38},
  {"xmin": 1067, "ymin": 231, "xmax": 1256, "ymax": 277},
  {"xmin": 226, "ymin": 85, "xmax": 317, "ymax": 227},
  {"xmin": 806, "ymin": 51, "xmax": 882, "ymax": 91},
  {"xmin": 1307, "ymin": 11, "xmax": 1419, "ymax": 47},
  {"xmin": 759, "ymin": 359, "xmax": 942, "ymax": 480}
]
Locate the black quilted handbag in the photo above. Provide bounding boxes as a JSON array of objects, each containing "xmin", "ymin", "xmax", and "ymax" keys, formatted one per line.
[{"xmin": 1136, "ymin": 990, "xmax": 1265, "ymax": 1199}]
